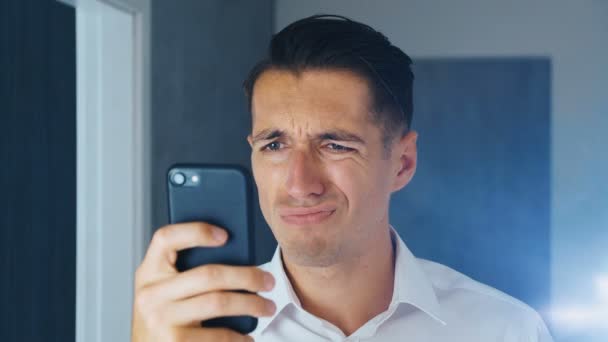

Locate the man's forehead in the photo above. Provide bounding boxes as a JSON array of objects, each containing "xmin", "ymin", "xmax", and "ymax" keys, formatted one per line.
[
  {"xmin": 251, "ymin": 68, "xmax": 374, "ymax": 120},
  {"xmin": 250, "ymin": 108, "xmax": 373, "ymax": 142},
  {"xmin": 251, "ymin": 70, "xmax": 371, "ymax": 130}
]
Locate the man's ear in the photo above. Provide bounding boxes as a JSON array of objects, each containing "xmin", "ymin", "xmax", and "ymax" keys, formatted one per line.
[{"xmin": 391, "ymin": 130, "xmax": 418, "ymax": 192}]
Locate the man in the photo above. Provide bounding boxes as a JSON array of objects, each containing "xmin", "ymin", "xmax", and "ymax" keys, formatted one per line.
[{"xmin": 132, "ymin": 15, "xmax": 553, "ymax": 341}]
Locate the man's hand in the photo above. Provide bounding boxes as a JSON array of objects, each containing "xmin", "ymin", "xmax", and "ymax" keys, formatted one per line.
[{"xmin": 131, "ymin": 222, "xmax": 276, "ymax": 342}]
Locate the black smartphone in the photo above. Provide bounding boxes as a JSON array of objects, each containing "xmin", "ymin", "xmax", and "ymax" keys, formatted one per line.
[{"xmin": 167, "ymin": 164, "xmax": 257, "ymax": 334}]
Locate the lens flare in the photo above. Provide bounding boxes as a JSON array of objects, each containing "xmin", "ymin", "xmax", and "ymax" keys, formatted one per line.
[
  {"xmin": 550, "ymin": 274, "xmax": 608, "ymax": 333},
  {"xmin": 597, "ymin": 275, "xmax": 608, "ymax": 303}
]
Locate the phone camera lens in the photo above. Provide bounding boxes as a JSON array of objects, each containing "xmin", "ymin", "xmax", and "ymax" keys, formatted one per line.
[{"xmin": 171, "ymin": 172, "xmax": 186, "ymax": 186}]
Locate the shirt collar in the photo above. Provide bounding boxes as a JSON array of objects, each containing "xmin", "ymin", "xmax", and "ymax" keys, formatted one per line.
[
  {"xmin": 255, "ymin": 225, "xmax": 446, "ymax": 333},
  {"xmin": 255, "ymin": 246, "xmax": 301, "ymax": 333},
  {"xmin": 390, "ymin": 225, "xmax": 446, "ymax": 325}
]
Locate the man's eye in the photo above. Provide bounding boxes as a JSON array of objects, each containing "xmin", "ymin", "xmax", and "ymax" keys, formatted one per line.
[
  {"xmin": 262, "ymin": 141, "xmax": 282, "ymax": 151},
  {"xmin": 326, "ymin": 143, "xmax": 353, "ymax": 152}
]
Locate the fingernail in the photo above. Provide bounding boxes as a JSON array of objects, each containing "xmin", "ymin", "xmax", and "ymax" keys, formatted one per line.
[
  {"xmin": 263, "ymin": 273, "xmax": 275, "ymax": 291},
  {"xmin": 212, "ymin": 228, "xmax": 227, "ymax": 242},
  {"xmin": 266, "ymin": 300, "xmax": 276, "ymax": 315}
]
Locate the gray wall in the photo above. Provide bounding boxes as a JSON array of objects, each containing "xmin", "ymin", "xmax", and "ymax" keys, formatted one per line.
[
  {"xmin": 151, "ymin": 0, "xmax": 276, "ymax": 263},
  {"xmin": 274, "ymin": 0, "xmax": 607, "ymax": 340}
]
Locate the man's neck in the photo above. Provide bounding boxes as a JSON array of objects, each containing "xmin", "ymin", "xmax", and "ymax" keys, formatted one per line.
[{"xmin": 281, "ymin": 225, "xmax": 396, "ymax": 336}]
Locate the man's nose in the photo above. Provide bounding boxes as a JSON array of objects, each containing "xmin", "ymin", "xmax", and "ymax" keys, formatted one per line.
[{"xmin": 285, "ymin": 149, "xmax": 325, "ymax": 200}]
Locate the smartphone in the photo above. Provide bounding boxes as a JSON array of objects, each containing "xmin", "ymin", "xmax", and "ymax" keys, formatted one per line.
[{"xmin": 167, "ymin": 164, "xmax": 257, "ymax": 334}]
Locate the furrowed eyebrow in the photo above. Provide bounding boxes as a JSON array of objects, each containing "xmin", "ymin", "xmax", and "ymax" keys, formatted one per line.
[
  {"xmin": 317, "ymin": 130, "xmax": 366, "ymax": 144},
  {"xmin": 251, "ymin": 129, "xmax": 284, "ymax": 144},
  {"xmin": 251, "ymin": 128, "xmax": 366, "ymax": 145}
]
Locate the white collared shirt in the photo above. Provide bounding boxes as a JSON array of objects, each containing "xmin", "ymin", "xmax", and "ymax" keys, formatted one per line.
[{"xmin": 251, "ymin": 228, "xmax": 553, "ymax": 341}]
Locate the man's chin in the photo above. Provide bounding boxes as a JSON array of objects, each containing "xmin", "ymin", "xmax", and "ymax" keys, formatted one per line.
[
  {"xmin": 277, "ymin": 235, "xmax": 342, "ymax": 268},
  {"xmin": 283, "ymin": 250, "xmax": 340, "ymax": 268}
]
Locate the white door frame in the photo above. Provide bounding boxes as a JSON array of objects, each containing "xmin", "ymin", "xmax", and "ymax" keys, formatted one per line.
[{"xmin": 59, "ymin": 0, "xmax": 151, "ymax": 341}]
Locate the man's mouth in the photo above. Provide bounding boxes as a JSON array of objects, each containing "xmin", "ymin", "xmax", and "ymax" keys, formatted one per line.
[{"xmin": 278, "ymin": 204, "xmax": 336, "ymax": 226}]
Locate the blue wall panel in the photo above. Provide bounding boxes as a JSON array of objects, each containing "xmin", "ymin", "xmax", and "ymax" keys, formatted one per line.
[{"xmin": 390, "ymin": 58, "xmax": 551, "ymax": 310}]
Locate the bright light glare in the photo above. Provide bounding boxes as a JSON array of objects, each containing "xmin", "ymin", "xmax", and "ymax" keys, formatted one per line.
[
  {"xmin": 191, "ymin": 175, "xmax": 199, "ymax": 183},
  {"xmin": 550, "ymin": 274, "xmax": 608, "ymax": 331},
  {"xmin": 597, "ymin": 275, "xmax": 608, "ymax": 303},
  {"xmin": 551, "ymin": 307, "xmax": 608, "ymax": 326}
]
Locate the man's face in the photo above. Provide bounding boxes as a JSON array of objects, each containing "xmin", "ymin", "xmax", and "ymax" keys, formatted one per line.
[{"xmin": 248, "ymin": 69, "xmax": 416, "ymax": 267}]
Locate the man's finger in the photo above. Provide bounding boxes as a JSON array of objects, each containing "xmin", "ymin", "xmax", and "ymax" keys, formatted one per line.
[
  {"xmin": 166, "ymin": 292, "xmax": 276, "ymax": 325},
  {"xmin": 152, "ymin": 264, "xmax": 275, "ymax": 302},
  {"xmin": 137, "ymin": 222, "xmax": 228, "ymax": 285}
]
